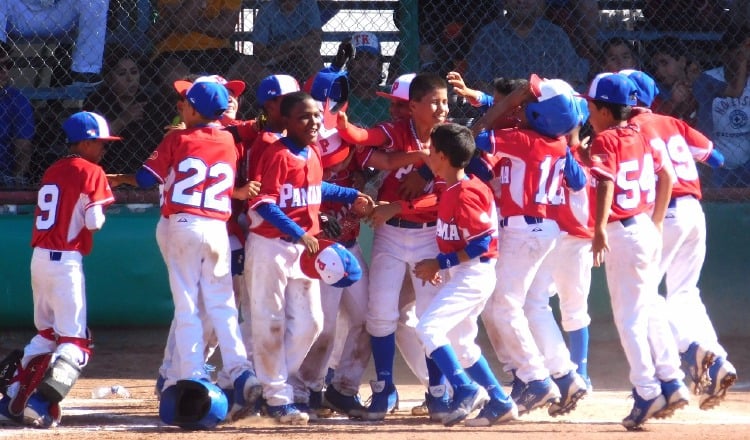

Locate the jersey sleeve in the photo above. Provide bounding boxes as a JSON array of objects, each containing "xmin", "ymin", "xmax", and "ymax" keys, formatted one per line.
[
  {"xmin": 83, "ymin": 165, "xmax": 115, "ymax": 209},
  {"xmin": 589, "ymin": 135, "xmax": 618, "ymax": 182},
  {"xmin": 680, "ymin": 121, "xmax": 714, "ymax": 162},
  {"xmin": 142, "ymin": 133, "xmax": 176, "ymax": 183},
  {"xmin": 454, "ymin": 186, "xmax": 495, "ymax": 241},
  {"xmin": 249, "ymin": 145, "xmax": 287, "ymax": 209}
]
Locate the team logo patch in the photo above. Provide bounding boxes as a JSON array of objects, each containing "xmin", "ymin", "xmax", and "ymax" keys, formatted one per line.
[{"xmin": 729, "ymin": 109, "xmax": 748, "ymax": 130}]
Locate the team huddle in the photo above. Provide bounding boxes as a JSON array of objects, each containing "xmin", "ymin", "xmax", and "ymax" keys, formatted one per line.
[{"xmin": 0, "ymin": 58, "xmax": 738, "ymax": 432}]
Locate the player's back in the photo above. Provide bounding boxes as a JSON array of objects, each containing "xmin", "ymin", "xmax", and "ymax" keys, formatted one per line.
[
  {"xmin": 489, "ymin": 127, "xmax": 568, "ymax": 219},
  {"xmin": 630, "ymin": 110, "xmax": 711, "ymax": 199},
  {"xmin": 31, "ymin": 157, "xmax": 114, "ymax": 255},
  {"xmin": 590, "ymin": 124, "xmax": 660, "ymax": 221},
  {"xmin": 148, "ymin": 126, "xmax": 238, "ymax": 221}
]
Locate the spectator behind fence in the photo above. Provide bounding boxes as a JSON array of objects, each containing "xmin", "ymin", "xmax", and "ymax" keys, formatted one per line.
[
  {"xmin": 541, "ymin": 0, "xmax": 601, "ymax": 67},
  {"xmin": 82, "ymin": 47, "xmax": 162, "ymax": 174},
  {"xmin": 0, "ymin": 44, "xmax": 34, "ymax": 187},
  {"xmin": 345, "ymin": 32, "xmax": 390, "ymax": 127},
  {"xmin": 0, "ymin": 0, "xmax": 109, "ymax": 88},
  {"xmin": 251, "ymin": 0, "xmax": 323, "ymax": 82},
  {"xmin": 150, "ymin": 0, "xmax": 248, "ymax": 76},
  {"xmin": 602, "ymin": 37, "xmax": 639, "ymax": 72},
  {"xmin": 693, "ymin": 24, "xmax": 750, "ymax": 188},
  {"xmin": 465, "ymin": 0, "xmax": 588, "ymax": 92},
  {"xmin": 646, "ymin": 37, "xmax": 701, "ymax": 126}
]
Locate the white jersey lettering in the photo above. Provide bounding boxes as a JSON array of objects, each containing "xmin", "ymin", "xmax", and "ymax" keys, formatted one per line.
[
  {"xmin": 436, "ymin": 219, "xmax": 461, "ymax": 241},
  {"xmin": 279, "ymin": 184, "xmax": 322, "ymax": 208}
]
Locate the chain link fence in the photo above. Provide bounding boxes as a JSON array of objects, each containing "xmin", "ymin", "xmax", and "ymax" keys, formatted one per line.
[{"xmin": 1, "ymin": 0, "xmax": 749, "ymax": 204}]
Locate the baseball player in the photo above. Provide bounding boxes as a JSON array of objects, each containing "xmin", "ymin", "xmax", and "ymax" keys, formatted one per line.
[
  {"xmin": 136, "ymin": 80, "xmax": 262, "ymax": 427},
  {"xmin": 243, "ymin": 91, "xmax": 370, "ymax": 425},
  {"xmin": 585, "ymin": 72, "xmax": 688, "ymax": 430},
  {"xmin": 414, "ymin": 123, "xmax": 518, "ymax": 427},
  {"xmin": 623, "ymin": 69, "xmax": 736, "ymax": 410},
  {"xmin": 0, "ymin": 112, "xmax": 119, "ymax": 428},
  {"xmin": 469, "ymin": 76, "xmax": 588, "ymax": 417},
  {"xmin": 335, "ymin": 73, "xmax": 450, "ymax": 421}
]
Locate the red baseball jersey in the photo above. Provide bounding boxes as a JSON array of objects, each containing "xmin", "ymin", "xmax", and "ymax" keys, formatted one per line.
[
  {"xmin": 355, "ymin": 118, "xmax": 436, "ymax": 223},
  {"xmin": 552, "ymin": 146, "xmax": 594, "ymax": 239},
  {"xmin": 143, "ymin": 125, "xmax": 237, "ymax": 221},
  {"xmin": 436, "ymin": 175, "xmax": 499, "ymax": 259},
  {"xmin": 31, "ymin": 156, "xmax": 115, "ymax": 255},
  {"xmin": 486, "ymin": 128, "xmax": 568, "ymax": 219},
  {"xmin": 589, "ymin": 124, "xmax": 664, "ymax": 221},
  {"xmin": 248, "ymin": 131, "xmax": 282, "ymax": 182},
  {"xmin": 630, "ymin": 110, "xmax": 712, "ymax": 200},
  {"xmin": 248, "ymin": 139, "xmax": 324, "ymax": 238}
]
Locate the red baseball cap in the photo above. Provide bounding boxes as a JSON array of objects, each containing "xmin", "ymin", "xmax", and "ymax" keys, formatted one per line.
[
  {"xmin": 300, "ymin": 239, "xmax": 362, "ymax": 288},
  {"xmin": 375, "ymin": 73, "xmax": 416, "ymax": 101}
]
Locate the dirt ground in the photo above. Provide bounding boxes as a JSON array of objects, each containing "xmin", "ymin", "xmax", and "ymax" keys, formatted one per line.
[{"xmin": 0, "ymin": 324, "xmax": 748, "ymax": 439}]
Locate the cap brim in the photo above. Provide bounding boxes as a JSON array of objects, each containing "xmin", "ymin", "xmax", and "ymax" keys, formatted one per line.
[
  {"xmin": 225, "ymin": 80, "xmax": 246, "ymax": 97},
  {"xmin": 173, "ymin": 80, "xmax": 192, "ymax": 97},
  {"xmin": 321, "ymin": 145, "xmax": 352, "ymax": 168},
  {"xmin": 529, "ymin": 74, "xmax": 543, "ymax": 99},
  {"xmin": 98, "ymin": 135, "xmax": 123, "ymax": 141},
  {"xmin": 375, "ymin": 91, "xmax": 408, "ymax": 101},
  {"xmin": 299, "ymin": 239, "xmax": 337, "ymax": 279}
]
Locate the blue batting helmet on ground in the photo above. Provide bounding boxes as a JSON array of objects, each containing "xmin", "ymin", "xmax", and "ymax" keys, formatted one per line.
[{"xmin": 159, "ymin": 379, "xmax": 228, "ymax": 430}]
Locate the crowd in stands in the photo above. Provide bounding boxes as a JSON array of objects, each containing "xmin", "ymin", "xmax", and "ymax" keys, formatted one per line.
[{"xmin": 1, "ymin": 0, "xmax": 750, "ymax": 189}]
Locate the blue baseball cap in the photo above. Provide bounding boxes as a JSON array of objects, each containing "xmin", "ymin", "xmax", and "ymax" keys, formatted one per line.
[
  {"xmin": 619, "ymin": 69, "xmax": 660, "ymax": 108},
  {"xmin": 256, "ymin": 74, "xmax": 300, "ymax": 106},
  {"xmin": 63, "ymin": 111, "xmax": 122, "ymax": 143},
  {"xmin": 581, "ymin": 72, "xmax": 638, "ymax": 106},
  {"xmin": 186, "ymin": 81, "xmax": 229, "ymax": 120},
  {"xmin": 525, "ymin": 76, "xmax": 581, "ymax": 138},
  {"xmin": 308, "ymin": 67, "xmax": 350, "ymax": 129},
  {"xmin": 300, "ymin": 239, "xmax": 362, "ymax": 288}
]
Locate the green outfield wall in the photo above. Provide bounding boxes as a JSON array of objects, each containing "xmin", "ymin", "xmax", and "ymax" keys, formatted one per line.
[{"xmin": 1, "ymin": 203, "xmax": 749, "ymax": 336}]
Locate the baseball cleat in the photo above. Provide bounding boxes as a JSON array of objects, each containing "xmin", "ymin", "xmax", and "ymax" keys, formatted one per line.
[
  {"xmin": 22, "ymin": 393, "xmax": 59, "ymax": 429},
  {"xmin": 508, "ymin": 369, "xmax": 525, "ymax": 402},
  {"xmin": 425, "ymin": 384, "xmax": 451, "ymax": 422},
  {"xmin": 621, "ymin": 389, "xmax": 667, "ymax": 431},
  {"xmin": 308, "ymin": 389, "xmax": 333, "ymax": 418},
  {"xmin": 0, "ymin": 395, "xmax": 21, "ymax": 425},
  {"xmin": 234, "ymin": 370, "xmax": 262, "ymax": 408},
  {"xmin": 515, "ymin": 377, "xmax": 561, "ymax": 416},
  {"xmin": 357, "ymin": 380, "xmax": 398, "ymax": 421},
  {"xmin": 464, "ymin": 397, "xmax": 518, "ymax": 427},
  {"xmin": 655, "ymin": 379, "xmax": 689, "ymax": 418},
  {"xmin": 442, "ymin": 383, "xmax": 489, "ymax": 427},
  {"xmin": 267, "ymin": 403, "xmax": 309, "ymax": 425},
  {"xmin": 681, "ymin": 342, "xmax": 715, "ymax": 394},
  {"xmin": 548, "ymin": 371, "xmax": 588, "ymax": 417},
  {"xmin": 699, "ymin": 357, "xmax": 737, "ymax": 410},
  {"xmin": 293, "ymin": 402, "xmax": 318, "ymax": 422},
  {"xmin": 322, "ymin": 385, "xmax": 366, "ymax": 417}
]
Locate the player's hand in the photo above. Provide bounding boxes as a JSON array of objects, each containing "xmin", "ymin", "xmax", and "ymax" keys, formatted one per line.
[
  {"xmin": 591, "ymin": 229, "xmax": 610, "ymax": 267},
  {"xmin": 368, "ymin": 201, "xmax": 401, "ymax": 227},
  {"xmin": 233, "ymin": 180, "xmax": 261, "ymax": 200},
  {"xmin": 671, "ymin": 81, "xmax": 692, "ymax": 105},
  {"xmin": 397, "ymin": 170, "xmax": 428, "ymax": 200},
  {"xmin": 352, "ymin": 193, "xmax": 375, "ymax": 217},
  {"xmin": 414, "ymin": 259, "xmax": 442, "ymax": 286},
  {"xmin": 299, "ymin": 233, "xmax": 320, "ymax": 254},
  {"xmin": 446, "ymin": 71, "xmax": 469, "ymax": 96},
  {"xmin": 164, "ymin": 121, "xmax": 186, "ymax": 133},
  {"xmin": 332, "ymin": 40, "xmax": 354, "ymax": 71},
  {"xmin": 336, "ymin": 111, "xmax": 349, "ymax": 131}
]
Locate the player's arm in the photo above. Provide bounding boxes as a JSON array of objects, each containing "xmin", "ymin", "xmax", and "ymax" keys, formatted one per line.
[
  {"xmin": 651, "ymin": 167, "xmax": 674, "ymax": 233},
  {"xmin": 414, "ymin": 234, "xmax": 492, "ymax": 284},
  {"xmin": 233, "ymin": 180, "xmax": 261, "ymax": 200},
  {"xmin": 471, "ymin": 81, "xmax": 536, "ymax": 137},
  {"xmin": 592, "ymin": 178, "xmax": 614, "ymax": 268},
  {"xmin": 107, "ymin": 173, "xmax": 137, "ymax": 188},
  {"xmin": 336, "ymin": 111, "xmax": 389, "ymax": 146},
  {"xmin": 365, "ymin": 149, "xmax": 429, "ymax": 171},
  {"xmin": 369, "ymin": 193, "xmax": 439, "ymax": 227},
  {"xmin": 447, "ymin": 71, "xmax": 491, "ymax": 108},
  {"xmin": 563, "ymin": 147, "xmax": 587, "ymax": 191},
  {"xmin": 84, "ymin": 204, "xmax": 106, "ymax": 231}
]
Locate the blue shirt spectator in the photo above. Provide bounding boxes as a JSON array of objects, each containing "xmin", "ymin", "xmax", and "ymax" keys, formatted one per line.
[
  {"xmin": 466, "ymin": 0, "xmax": 588, "ymax": 91},
  {"xmin": 0, "ymin": 49, "xmax": 34, "ymax": 186}
]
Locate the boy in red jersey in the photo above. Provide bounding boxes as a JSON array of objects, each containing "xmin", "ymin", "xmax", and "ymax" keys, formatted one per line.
[
  {"xmin": 243, "ymin": 91, "xmax": 370, "ymax": 425},
  {"xmin": 138, "ymin": 81, "xmax": 262, "ymax": 427},
  {"xmin": 414, "ymin": 123, "xmax": 518, "ymax": 427},
  {"xmin": 1, "ymin": 112, "xmax": 120, "ymax": 428},
  {"xmin": 622, "ymin": 69, "xmax": 736, "ymax": 410},
  {"xmin": 585, "ymin": 72, "xmax": 687, "ymax": 430}
]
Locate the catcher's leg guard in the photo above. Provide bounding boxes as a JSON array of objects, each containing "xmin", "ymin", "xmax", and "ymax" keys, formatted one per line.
[
  {"xmin": 36, "ymin": 353, "xmax": 82, "ymax": 404},
  {"xmin": 8, "ymin": 354, "xmax": 53, "ymax": 416}
]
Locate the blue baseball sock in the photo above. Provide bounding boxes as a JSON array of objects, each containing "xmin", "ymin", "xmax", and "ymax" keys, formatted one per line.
[
  {"xmin": 371, "ymin": 333, "xmax": 396, "ymax": 384},
  {"xmin": 466, "ymin": 355, "xmax": 508, "ymax": 402},
  {"xmin": 429, "ymin": 345, "xmax": 471, "ymax": 387},
  {"xmin": 568, "ymin": 327, "xmax": 589, "ymax": 378},
  {"xmin": 425, "ymin": 356, "xmax": 446, "ymax": 387}
]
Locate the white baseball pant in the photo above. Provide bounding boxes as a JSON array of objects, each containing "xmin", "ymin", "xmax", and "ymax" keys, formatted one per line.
[{"xmin": 244, "ymin": 233, "xmax": 323, "ymax": 406}]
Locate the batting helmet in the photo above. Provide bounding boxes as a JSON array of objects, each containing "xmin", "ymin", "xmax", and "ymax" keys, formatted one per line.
[
  {"xmin": 619, "ymin": 69, "xmax": 660, "ymax": 108},
  {"xmin": 159, "ymin": 379, "xmax": 228, "ymax": 430}
]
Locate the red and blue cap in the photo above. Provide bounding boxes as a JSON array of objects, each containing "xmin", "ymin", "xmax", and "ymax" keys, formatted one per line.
[
  {"xmin": 184, "ymin": 81, "xmax": 229, "ymax": 120},
  {"xmin": 174, "ymin": 75, "xmax": 246, "ymax": 98},
  {"xmin": 619, "ymin": 69, "xmax": 660, "ymax": 108},
  {"xmin": 300, "ymin": 239, "xmax": 362, "ymax": 288},
  {"xmin": 581, "ymin": 72, "xmax": 638, "ymax": 106},
  {"xmin": 256, "ymin": 74, "xmax": 300, "ymax": 106},
  {"xmin": 525, "ymin": 74, "xmax": 582, "ymax": 138},
  {"xmin": 63, "ymin": 111, "xmax": 122, "ymax": 143},
  {"xmin": 375, "ymin": 73, "xmax": 416, "ymax": 102}
]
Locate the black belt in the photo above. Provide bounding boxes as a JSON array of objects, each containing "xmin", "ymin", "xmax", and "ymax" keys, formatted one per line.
[
  {"xmin": 479, "ymin": 256, "xmax": 491, "ymax": 263},
  {"xmin": 49, "ymin": 251, "xmax": 62, "ymax": 261},
  {"xmin": 620, "ymin": 217, "xmax": 636, "ymax": 227},
  {"xmin": 385, "ymin": 218, "xmax": 437, "ymax": 229},
  {"xmin": 500, "ymin": 216, "xmax": 544, "ymax": 228}
]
